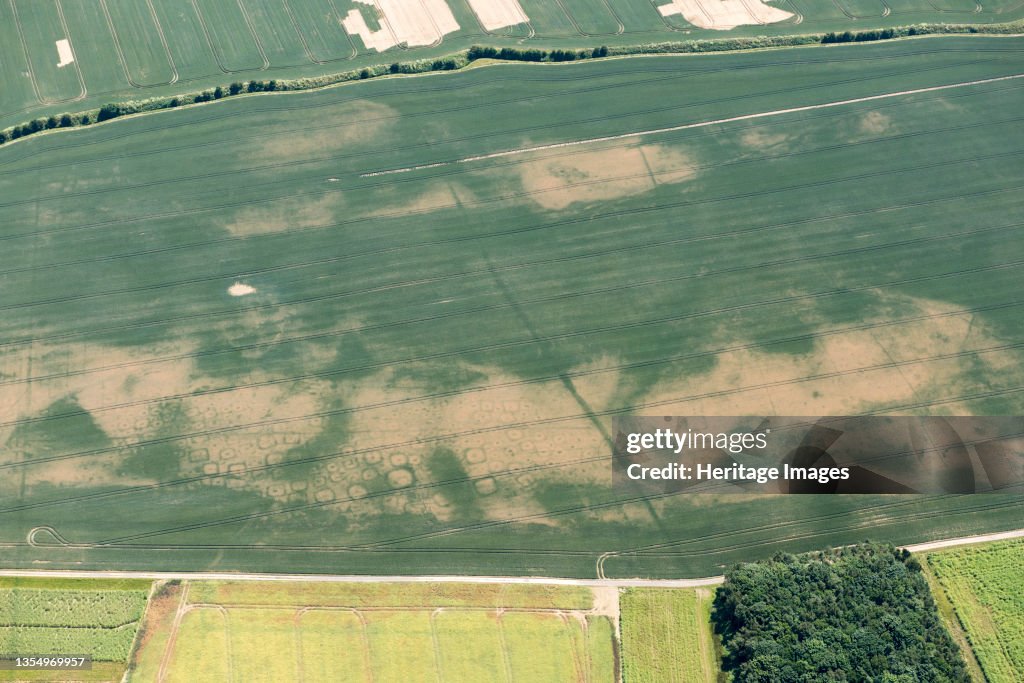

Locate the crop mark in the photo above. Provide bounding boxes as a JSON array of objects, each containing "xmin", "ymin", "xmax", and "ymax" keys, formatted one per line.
[{"xmin": 67, "ymin": 369, "xmax": 1024, "ymax": 549}]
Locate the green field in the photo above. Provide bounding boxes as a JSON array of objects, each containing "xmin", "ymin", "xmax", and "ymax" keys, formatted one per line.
[
  {"xmin": 925, "ymin": 540, "xmax": 1024, "ymax": 682},
  {"xmin": 133, "ymin": 581, "xmax": 614, "ymax": 682},
  {"xmin": 0, "ymin": 579, "xmax": 149, "ymax": 682},
  {"xmin": 1, "ymin": 38, "xmax": 1023, "ymax": 577},
  {"xmin": 1, "ymin": 0, "xmax": 1024, "ymax": 131},
  {"xmin": 620, "ymin": 588, "xmax": 718, "ymax": 682}
]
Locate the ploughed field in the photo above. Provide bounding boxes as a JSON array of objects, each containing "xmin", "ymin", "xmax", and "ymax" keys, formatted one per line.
[
  {"xmin": 3, "ymin": 0, "xmax": 1024, "ymax": 132},
  {"xmin": 1, "ymin": 38, "xmax": 1023, "ymax": 577}
]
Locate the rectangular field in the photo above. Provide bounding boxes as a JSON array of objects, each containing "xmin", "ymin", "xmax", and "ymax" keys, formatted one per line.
[
  {"xmin": 0, "ymin": 579, "xmax": 149, "ymax": 683},
  {"xmin": 286, "ymin": 0, "xmax": 357, "ymax": 62},
  {"xmin": 620, "ymin": 588, "xmax": 718, "ymax": 682},
  {"xmin": 192, "ymin": 0, "xmax": 267, "ymax": 71},
  {"xmin": 10, "ymin": 0, "xmax": 84, "ymax": 103},
  {"xmin": 137, "ymin": 580, "xmax": 615, "ymax": 682},
  {"xmin": 102, "ymin": 0, "xmax": 176, "ymax": 86},
  {"xmin": 925, "ymin": 540, "xmax": 1024, "ymax": 682},
  {"xmin": 0, "ymin": 40, "xmax": 1022, "ymax": 579}
]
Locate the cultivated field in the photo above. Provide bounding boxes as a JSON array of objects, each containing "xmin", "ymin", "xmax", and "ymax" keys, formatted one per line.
[
  {"xmin": 129, "ymin": 581, "xmax": 614, "ymax": 682},
  {"xmin": 0, "ymin": 578, "xmax": 149, "ymax": 682},
  {"xmin": 620, "ymin": 588, "xmax": 717, "ymax": 681},
  {"xmin": 0, "ymin": 39, "xmax": 1023, "ymax": 577},
  {"xmin": 925, "ymin": 540, "xmax": 1024, "ymax": 682},
  {"xmin": 1, "ymin": 0, "xmax": 1023, "ymax": 131}
]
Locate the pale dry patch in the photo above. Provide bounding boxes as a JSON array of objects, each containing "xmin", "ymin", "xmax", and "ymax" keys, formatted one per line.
[
  {"xmin": 639, "ymin": 294, "xmax": 1022, "ymax": 416},
  {"xmin": 466, "ymin": 0, "xmax": 529, "ymax": 30},
  {"xmin": 740, "ymin": 128, "xmax": 789, "ymax": 150},
  {"xmin": 656, "ymin": 0, "xmax": 793, "ymax": 29},
  {"xmin": 253, "ymin": 100, "xmax": 397, "ymax": 161},
  {"xmin": 377, "ymin": 184, "xmax": 455, "ymax": 215},
  {"xmin": 1, "ymin": 339, "xmax": 332, "ymax": 490},
  {"xmin": 641, "ymin": 144, "xmax": 697, "ymax": 184},
  {"xmin": 223, "ymin": 193, "xmax": 342, "ymax": 237},
  {"xmin": 859, "ymin": 110, "xmax": 892, "ymax": 135},
  {"xmin": 517, "ymin": 143, "xmax": 695, "ymax": 211}
]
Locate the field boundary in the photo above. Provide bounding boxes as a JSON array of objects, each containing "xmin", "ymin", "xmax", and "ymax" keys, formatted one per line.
[
  {"xmin": 1, "ymin": 527, "xmax": 1021, "ymax": 586},
  {"xmin": 1, "ymin": 24, "xmax": 1022, "ymax": 148}
]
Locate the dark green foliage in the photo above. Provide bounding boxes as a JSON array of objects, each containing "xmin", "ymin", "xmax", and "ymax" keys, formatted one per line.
[
  {"xmin": 45, "ymin": 115, "xmax": 58, "ymax": 129},
  {"xmin": 431, "ymin": 58, "xmax": 458, "ymax": 70},
  {"xmin": 97, "ymin": 104, "xmax": 121, "ymax": 122},
  {"xmin": 58, "ymin": 113, "xmax": 73, "ymax": 127},
  {"xmin": 213, "ymin": 86, "xmax": 223, "ymax": 99},
  {"xmin": 467, "ymin": 45, "xmax": 547, "ymax": 62},
  {"xmin": 229, "ymin": 82, "xmax": 243, "ymax": 95},
  {"xmin": 359, "ymin": 68, "xmax": 371, "ymax": 79},
  {"xmin": 592, "ymin": 45, "xmax": 609, "ymax": 58},
  {"xmin": 0, "ymin": 131, "xmax": 7, "ymax": 144},
  {"xmin": 713, "ymin": 544, "xmax": 970, "ymax": 682},
  {"xmin": 390, "ymin": 62, "xmax": 401, "ymax": 73},
  {"xmin": 549, "ymin": 49, "xmax": 579, "ymax": 62},
  {"xmin": 823, "ymin": 28, "xmax": 897, "ymax": 43}
]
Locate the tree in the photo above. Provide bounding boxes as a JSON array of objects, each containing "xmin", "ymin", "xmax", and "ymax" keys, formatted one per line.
[
  {"xmin": 712, "ymin": 544, "xmax": 969, "ymax": 682},
  {"xmin": 59, "ymin": 113, "xmax": 73, "ymax": 127},
  {"xmin": 213, "ymin": 86, "xmax": 224, "ymax": 99},
  {"xmin": 229, "ymin": 82, "xmax": 243, "ymax": 95}
]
